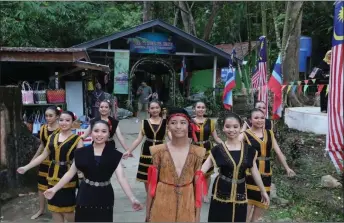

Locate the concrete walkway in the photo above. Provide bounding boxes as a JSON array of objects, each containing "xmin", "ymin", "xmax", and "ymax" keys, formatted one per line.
[{"xmin": 1, "ymin": 118, "xmax": 215, "ymax": 222}]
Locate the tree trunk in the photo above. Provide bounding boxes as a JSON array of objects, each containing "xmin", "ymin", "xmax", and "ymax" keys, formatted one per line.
[
  {"xmin": 261, "ymin": 1, "xmax": 270, "ymax": 74},
  {"xmin": 271, "ymin": 1, "xmax": 282, "ymax": 51},
  {"xmin": 261, "ymin": 2, "xmax": 267, "ymax": 37},
  {"xmin": 281, "ymin": 1, "xmax": 304, "ymax": 106},
  {"xmin": 173, "ymin": 4, "xmax": 179, "ymax": 26},
  {"xmin": 185, "ymin": 2, "xmax": 197, "ymax": 36},
  {"xmin": 178, "ymin": 1, "xmax": 190, "ymax": 33},
  {"xmin": 143, "ymin": 1, "xmax": 152, "ymax": 22},
  {"xmin": 0, "ymin": 86, "xmax": 38, "ymax": 192},
  {"xmin": 202, "ymin": 2, "xmax": 221, "ymax": 41}
]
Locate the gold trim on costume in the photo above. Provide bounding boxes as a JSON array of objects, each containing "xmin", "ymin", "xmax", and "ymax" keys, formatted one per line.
[
  {"xmin": 137, "ymin": 171, "xmax": 148, "ymax": 175},
  {"xmin": 49, "ymin": 134, "xmax": 78, "ymax": 182},
  {"xmin": 48, "ymin": 204, "xmax": 76, "ymax": 213},
  {"xmin": 140, "ymin": 154, "xmax": 152, "ymax": 159},
  {"xmin": 139, "ymin": 162, "xmax": 151, "ymax": 167},
  {"xmin": 141, "ymin": 120, "xmax": 145, "ymax": 136},
  {"xmin": 147, "ymin": 118, "xmax": 163, "ymax": 146},
  {"xmin": 38, "ymin": 184, "xmax": 48, "ymax": 191},
  {"xmin": 248, "ymin": 199, "xmax": 269, "ymax": 209},
  {"xmin": 245, "ymin": 130, "xmax": 268, "ymax": 174},
  {"xmin": 247, "ymin": 184, "xmax": 271, "ymax": 192},
  {"xmin": 213, "ymin": 143, "xmax": 244, "ymax": 203},
  {"xmin": 38, "ymin": 172, "xmax": 48, "ymax": 177}
]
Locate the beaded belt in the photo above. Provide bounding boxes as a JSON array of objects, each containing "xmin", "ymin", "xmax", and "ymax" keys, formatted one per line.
[
  {"xmin": 146, "ymin": 138, "xmax": 164, "ymax": 143},
  {"xmin": 194, "ymin": 140, "xmax": 210, "ymax": 145},
  {"xmin": 257, "ymin": 157, "xmax": 271, "ymax": 161},
  {"xmin": 219, "ymin": 174, "xmax": 245, "ymax": 184},
  {"xmin": 84, "ymin": 178, "xmax": 111, "ymax": 187},
  {"xmin": 51, "ymin": 160, "xmax": 71, "ymax": 166}
]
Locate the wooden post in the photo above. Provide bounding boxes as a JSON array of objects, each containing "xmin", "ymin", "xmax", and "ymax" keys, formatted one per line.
[{"xmin": 213, "ymin": 56, "xmax": 217, "ymax": 98}]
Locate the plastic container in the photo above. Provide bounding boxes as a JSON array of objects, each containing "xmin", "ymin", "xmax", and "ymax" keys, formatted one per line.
[
  {"xmin": 299, "ymin": 48, "xmax": 308, "ymax": 72},
  {"xmin": 300, "ymin": 36, "xmax": 312, "ymax": 57}
]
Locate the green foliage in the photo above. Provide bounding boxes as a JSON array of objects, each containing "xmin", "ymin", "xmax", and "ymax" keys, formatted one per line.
[
  {"xmin": 0, "ymin": 2, "xmax": 142, "ymax": 47},
  {"xmin": 265, "ymin": 121, "xmax": 344, "ymax": 222}
]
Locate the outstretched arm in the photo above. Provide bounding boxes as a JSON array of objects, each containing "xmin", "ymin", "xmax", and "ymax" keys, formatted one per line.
[
  {"xmin": 128, "ymin": 131, "xmax": 144, "ymax": 153},
  {"xmin": 51, "ymin": 162, "xmax": 77, "ymax": 192},
  {"xmin": 250, "ymin": 162, "xmax": 270, "ymax": 206},
  {"xmin": 18, "ymin": 147, "xmax": 50, "ymax": 174},
  {"xmin": 272, "ymin": 136, "xmax": 296, "ymax": 177},
  {"xmin": 115, "ymin": 162, "xmax": 139, "ymax": 203},
  {"xmin": 211, "ymin": 130, "xmax": 223, "ymax": 145},
  {"xmin": 31, "ymin": 142, "xmax": 44, "ymax": 161},
  {"xmin": 201, "ymin": 156, "xmax": 214, "ymax": 174},
  {"xmin": 115, "ymin": 127, "xmax": 130, "ymax": 151}
]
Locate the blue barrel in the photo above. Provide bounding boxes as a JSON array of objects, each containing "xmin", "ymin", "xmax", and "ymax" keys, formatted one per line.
[
  {"xmin": 300, "ymin": 36, "xmax": 312, "ymax": 57},
  {"xmin": 299, "ymin": 48, "xmax": 308, "ymax": 72}
]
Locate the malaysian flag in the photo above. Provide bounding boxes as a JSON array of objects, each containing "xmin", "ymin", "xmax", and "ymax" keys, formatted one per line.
[
  {"xmin": 252, "ymin": 36, "xmax": 268, "ymax": 106},
  {"xmin": 268, "ymin": 54, "xmax": 283, "ymax": 119},
  {"xmin": 326, "ymin": 1, "xmax": 344, "ymax": 173},
  {"xmin": 180, "ymin": 56, "xmax": 186, "ymax": 83},
  {"xmin": 222, "ymin": 50, "xmax": 236, "ymax": 110}
]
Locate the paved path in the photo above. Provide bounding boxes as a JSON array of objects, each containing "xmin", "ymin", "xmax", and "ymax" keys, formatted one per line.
[{"xmin": 1, "ymin": 118, "xmax": 215, "ymax": 222}]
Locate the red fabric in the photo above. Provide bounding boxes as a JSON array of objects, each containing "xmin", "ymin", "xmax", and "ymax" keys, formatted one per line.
[
  {"xmin": 168, "ymin": 113, "xmax": 200, "ymax": 142},
  {"xmin": 147, "ymin": 165, "xmax": 158, "ymax": 197},
  {"xmin": 195, "ymin": 170, "xmax": 207, "ymax": 208}
]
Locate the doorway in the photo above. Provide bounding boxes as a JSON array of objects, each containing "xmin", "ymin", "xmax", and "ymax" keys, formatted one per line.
[{"xmin": 129, "ymin": 57, "xmax": 176, "ymax": 106}]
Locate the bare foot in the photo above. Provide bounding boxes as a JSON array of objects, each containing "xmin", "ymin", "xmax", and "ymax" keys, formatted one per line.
[
  {"xmin": 31, "ymin": 210, "xmax": 44, "ymax": 220},
  {"xmin": 203, "ymin": 196, "xmax": 210, "ymax": 203}
]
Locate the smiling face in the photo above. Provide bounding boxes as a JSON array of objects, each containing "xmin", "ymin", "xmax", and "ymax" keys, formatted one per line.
[
  {"xmin": 148, "ymin": 102, "xmax": 161, "ymax": 117},
  {"xmin": 255, "ymin": 102, "xmax": 267, "ymax": 115},
  {"xmin": 99, "ymin": 101, "xmax": 111, "ymax": 117},
  {"xmin": 45, "ymin": 109, "xmax": 58, "ymax": 125},
  {"xmin": 168, "ymin": 115, "xmax": 189, "ymax": 139},
  {"xmin": 194, "ymin": 102, "xmax": 206, "ymax": 117},
  {"xmin": 91, "ymin": 122, "xmax": 109, "ymax": 144},
  {"xmin": 58, "ymin": 113, "xmax": 73, "ymax": 131},
  {"xmin": 250, "ymin": 110, "xmax": 265, "ymax": 129},
  {"xmin": 223, "ymin": 117, "xmax": 241, "ymax": 139}
]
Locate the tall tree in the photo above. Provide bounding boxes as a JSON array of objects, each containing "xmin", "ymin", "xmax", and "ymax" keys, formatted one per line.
[
  {"xmin": 202, "ymin": 1, "xmax": 221, "ymax": 41},
  {"xmin": 281, "ymin": 1, "xmax": 304, "ymax": 106},
  {"xmin": 143, "ymin": 1, "xmax": 152, "ymax": 22}
]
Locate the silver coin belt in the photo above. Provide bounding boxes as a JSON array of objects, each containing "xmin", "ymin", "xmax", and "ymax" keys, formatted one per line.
[
  {"xmin": 145, "ymin": 138, "xmax": 164, "ymax": 143},
  {"xmin": 51, "ymin": 160, "xmax": 71, "ymax": 165},
  {"xmin": 194, "ymin": 140, "xmax": 210, "ymax": 145},
  {"xmin": 219, "ymin": 174, "xmax": 245, "ymax": 184},
  {"xmin": 84, "ymin": 178, "xmax": 111, "ymax": 187}
]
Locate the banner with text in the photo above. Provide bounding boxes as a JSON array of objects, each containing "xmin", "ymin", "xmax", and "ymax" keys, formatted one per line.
[
  {"xmin": 129, "ymin": 33, "xmax": 176, "ymax": 54},
  {"xmin": 114, "ymin": 51, "xmax": 130, "ymax": 94}
]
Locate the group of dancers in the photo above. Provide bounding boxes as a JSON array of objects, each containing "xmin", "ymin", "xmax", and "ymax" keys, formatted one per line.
[{"xmin": 17, "ymin": 99, "xmax": 296, "ymax": 222}]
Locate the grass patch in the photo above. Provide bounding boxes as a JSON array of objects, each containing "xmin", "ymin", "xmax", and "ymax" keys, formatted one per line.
[{"xmin": 264, "ymin": 122, "xmax": 344, "ymax": 222}]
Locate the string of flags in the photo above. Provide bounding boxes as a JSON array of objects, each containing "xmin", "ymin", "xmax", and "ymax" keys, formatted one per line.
[{"xmin": 250, "ymin": 78, "xmax": 329, "ymax": 95}]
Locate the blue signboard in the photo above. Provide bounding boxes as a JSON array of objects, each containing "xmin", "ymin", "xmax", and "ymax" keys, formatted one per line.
[{"xmin": 128, "ymin": 33, "xmax": 176, "ymax": 54}]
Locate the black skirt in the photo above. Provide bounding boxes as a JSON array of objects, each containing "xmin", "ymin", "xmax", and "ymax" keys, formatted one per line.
[
  {"xmin": 208, "ymin": 197, "xmax": 247, "ymax": 222},
  {"xmin": 75, "ymin": 205, "xmax": 113, "ymax": 222}
]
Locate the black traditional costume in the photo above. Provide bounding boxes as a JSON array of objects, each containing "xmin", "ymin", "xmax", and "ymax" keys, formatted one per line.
[
  {"xmin": 37, "ymin": 125, "xmax": 60, "ymax": 191},
  {"xmin": 46, "ymin": 133, "xmax": 81, "ymax": 212},
  {"xmin": 208, "ymin": 143, "xmax": 257, "ymax": 222},
  {"xmin": 90, "ymin": 116, "xmax": 119, "ymax": 147},
  {"xmin": 192, "ymin": 118, "xmax": 216, "ymax": 176},
  {"xmin": 136, "ymin": 119, "xmax": 167, "ymax": 182},
  {"xmin": 242, "ymin": 129, "xmax": 274, "ymax": 209},
  {"xmin": 74, "ymin": 144, "xmax": 123, "ymax": 222}
]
